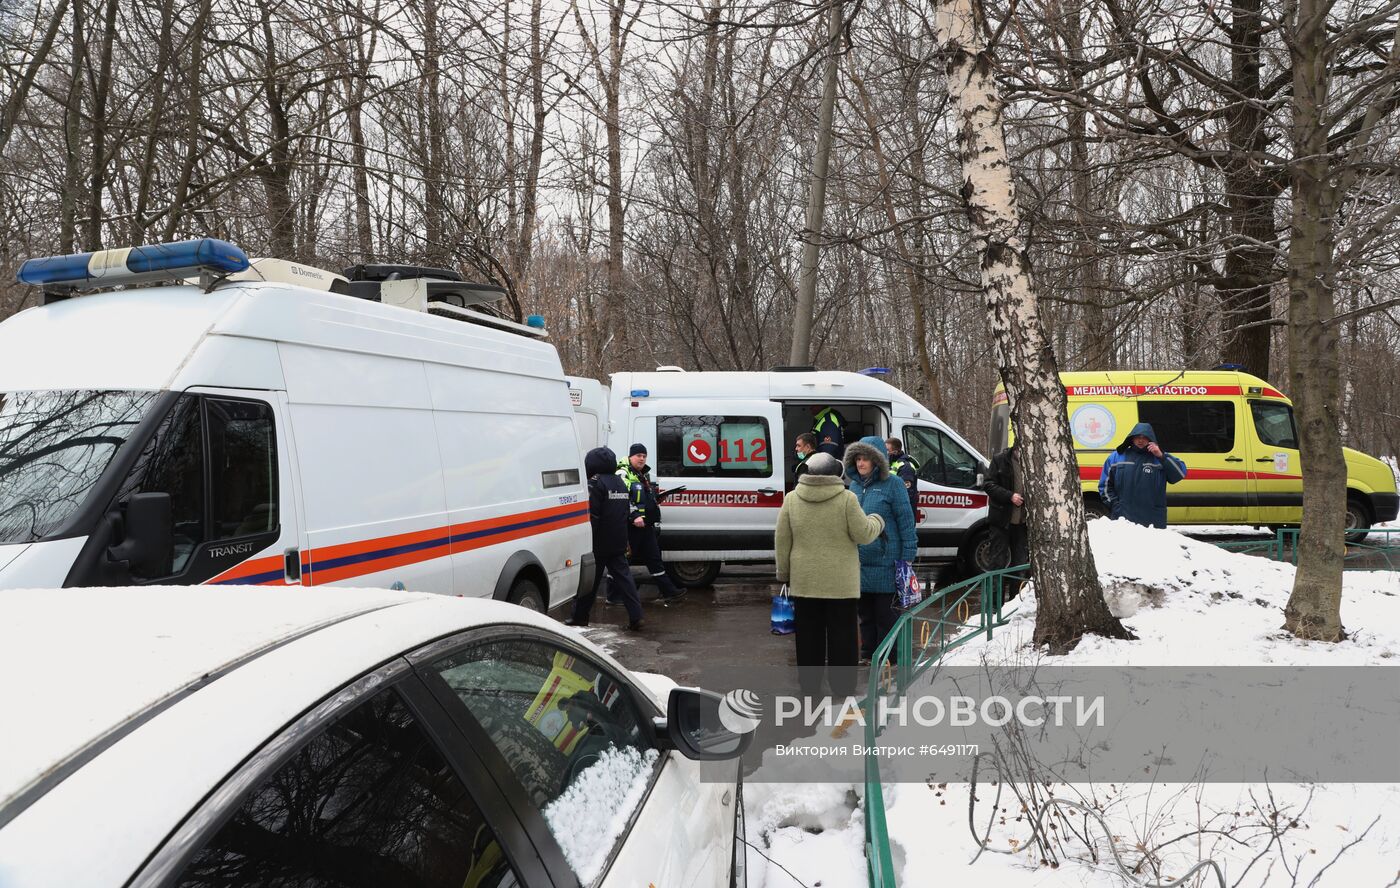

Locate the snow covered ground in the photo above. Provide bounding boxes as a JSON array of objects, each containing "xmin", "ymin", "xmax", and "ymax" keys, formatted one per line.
[{"xmin": 744, "ymin": 520, "xmax": 1400, "ymax": 888}]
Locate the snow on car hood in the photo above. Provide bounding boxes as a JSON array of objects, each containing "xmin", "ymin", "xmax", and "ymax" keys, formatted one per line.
[{"xmin": 628, "ymin": 670, "xmax": 679, "ymax": 709}]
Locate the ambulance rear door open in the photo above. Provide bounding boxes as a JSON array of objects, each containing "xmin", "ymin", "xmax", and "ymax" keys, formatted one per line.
[{"xmin": 627, "ymin": 399, "xmax": 785, "ymax": 560}]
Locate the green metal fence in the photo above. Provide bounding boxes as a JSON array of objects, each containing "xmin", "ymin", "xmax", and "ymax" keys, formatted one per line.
[
  {"xmin": 862, "ymin": 565, "xmax": 1024, "ymax": 888},
  {"xmin": 862, "ymin": 528, "xmax": 1397, "ymax": 886},
  {"xmin": 1209, "ymin": 527, "xmax": 1400, "ymax": 571}
]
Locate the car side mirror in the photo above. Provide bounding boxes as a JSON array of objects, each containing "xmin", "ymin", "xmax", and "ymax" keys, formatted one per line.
[
  {"xmin": 109, "ymin": 492, "xmax": 173, "ymax": 577},
  {"xmin": 655, "ymin": 687, "xmax": 754, "ymax": 761}
]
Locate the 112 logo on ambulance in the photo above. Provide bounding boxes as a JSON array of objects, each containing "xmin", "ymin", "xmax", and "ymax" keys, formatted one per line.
[{"xmin": 683, "ymin": 422, "xmax": 769, "ymax": 468}]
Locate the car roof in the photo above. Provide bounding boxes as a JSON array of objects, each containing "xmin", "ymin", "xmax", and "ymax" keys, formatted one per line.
[
  {"xmin": 0, "ymin": 586, "xmax": 426, "ymax": 813},
  {"xmin": 0, "ymin": 281, "xmax": 565, "ymax": 394}
]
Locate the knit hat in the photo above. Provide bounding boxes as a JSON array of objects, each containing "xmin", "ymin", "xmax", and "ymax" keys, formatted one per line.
[
  {"xmin": 629, "ymin": 442, "xmax": 648, "ymax": 457},
  {"xmin": 804, "ymin": 452, "xmax": 843, "ymax": 476}
]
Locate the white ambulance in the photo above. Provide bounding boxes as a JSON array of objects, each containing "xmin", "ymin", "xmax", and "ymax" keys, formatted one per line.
[
  {"xmin": 0, "ymin": 239, "xmax": 593, "ymax": 608},
  {"xmin": 568, "ymin": 369, "xmax": 996, "ymax": 586}
]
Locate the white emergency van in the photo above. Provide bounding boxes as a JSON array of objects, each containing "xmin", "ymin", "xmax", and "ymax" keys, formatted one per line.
[
  {"xmin": 0, "ymin": 239, "xmax": 593, "ymax": 608},
  {"xmin": 569, "ymin": 368, "xmax": 996, "ymax": 585}
]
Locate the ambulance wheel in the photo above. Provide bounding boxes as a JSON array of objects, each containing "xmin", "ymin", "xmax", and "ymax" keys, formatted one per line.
[
  {"xmin": 965, "ymin": 527, "xmax": 1009, "ymax": 576},
  {"xmin": 1345, "ymin": 495, "xmax": 1372, "ymax": 544},
  {"xmin": 669, "ymin": 560, "xmax": 721, "ymax": 588},
  {"xmin": 1083, "ymin": 496, "xmax": 1110, "ymax": 519},
  {"xmin": 508, "ymin": 575, "xmax": 547, "ymax": 611}
]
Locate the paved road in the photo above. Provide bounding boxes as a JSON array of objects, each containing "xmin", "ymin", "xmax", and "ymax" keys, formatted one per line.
[
  {"xmin": 548, "ymin": 567, "xmax": 794, "ymax": 688},
  {"xmin": 553, "ymin": 529, "xmax": 1399, "ymax": 686}
]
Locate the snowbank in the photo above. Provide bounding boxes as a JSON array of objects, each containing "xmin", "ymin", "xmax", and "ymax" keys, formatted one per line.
[{"xmin": 748, "ymin": 520, "xmax": 1400, "ymax": 888}]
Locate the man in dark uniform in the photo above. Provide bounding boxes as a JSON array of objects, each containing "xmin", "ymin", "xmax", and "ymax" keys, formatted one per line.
[
  {"xmin": 984, "ymin": 442, "xmax": 1028, "ymax": 599},
  {"xmin": 812, "ymin": 406, "xmax": 845, "ymax": 458},
  {"xmin": 567, "ymin": 446, "xmax": 643, "ymax": 629},
  {"xmin": 618, "ymin": 443, "xmax": 685, "ymax": 603},
  {"xmin": 885, "ymin": 436, "xmax": 920, "ymax": 517}
]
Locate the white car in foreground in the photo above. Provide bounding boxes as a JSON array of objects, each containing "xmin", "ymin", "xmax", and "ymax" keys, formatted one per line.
[{"xmin": 0, "ymin": 588, "xmax": 748, "ymax": 888}]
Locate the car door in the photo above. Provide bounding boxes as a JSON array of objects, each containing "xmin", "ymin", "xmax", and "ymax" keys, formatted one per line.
[
  {"xmin": 136, "ymin": 662, "xmax": 551, "ymax": 888},
  {"xmin": 1245, "ymin": 399, "xmax": 1304, "ymax": 524},
  {"xmin": 410, "ymin": 627, "xmax": 732, "ymax": 888},
  {"xmin": 66, "ymin": 389, "xmax": 305, "ymax": 587},
  {"xmin": 630, "ymin": 401, "xmax": 785, "ymax": 558},
  {"xmin": 900, "ymin": 424, "xmax": 990, "ymax": 557}
]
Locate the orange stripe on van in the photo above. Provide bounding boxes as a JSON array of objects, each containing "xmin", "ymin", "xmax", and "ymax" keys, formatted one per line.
[
  {"xmin": 208, "ymin": 501, "xmax": 589, "ymax": 587},
  {"xmin": 308, "ymin": 540, "xmax": 454, "ymax": 586},
  {"xmin": 208, "ymin": 554, "xmax": 286, "ymax": 585}
]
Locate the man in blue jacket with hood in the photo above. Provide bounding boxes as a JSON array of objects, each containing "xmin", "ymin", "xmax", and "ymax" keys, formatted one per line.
[
  {"xmin": 568, "ymin": 446, "xmax": 644, "ymax": 629},
  {"xmin": 1098, "ymin": 422, "xmax": 1187, "ymax": 529}
]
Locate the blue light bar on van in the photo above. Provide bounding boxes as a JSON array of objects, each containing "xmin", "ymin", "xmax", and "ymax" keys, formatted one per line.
[
  {"xmin": 526, "ymin": 314, "xmax": 546, "ymax": 329},
  {"xmin": 630, "ymin": 389, "xmax": 650, "ymax": 398},
  {"xmin": 16, "ymin": 239, "xmax": 251, "ymax": 290},
  {"xmin": 858, "ymin": 367, "xmax": 891, "ymax": 376}
]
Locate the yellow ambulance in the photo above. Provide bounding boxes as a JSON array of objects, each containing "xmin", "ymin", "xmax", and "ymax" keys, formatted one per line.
[{"xmin": 989, "ymin": 370, "xmax": 1398, "ymax": 535}]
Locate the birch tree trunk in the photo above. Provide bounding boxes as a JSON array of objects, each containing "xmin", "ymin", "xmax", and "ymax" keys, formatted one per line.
[
  {"xmin": 1282, "ymin": 0, "xmax": 1345, "ymax": 641},
  {"xmin": 934, "ymin": 0, "xmax": 1129, "ymax": 652}
]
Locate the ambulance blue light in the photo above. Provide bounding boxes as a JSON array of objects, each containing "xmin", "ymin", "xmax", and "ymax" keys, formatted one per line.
[
  {"xmin": 630, "ymin": 389, "xmax": 650, "ymax": 398},
  {"xmin": 858, "ymin": 367, "xmax": 891, "ymax": 376},
  {"xmin": 526, "ymin": 314, "xmax": 546, "ymax": 329},
  {"xmin": 16, "ymin": 238, "xmax": 250, "ymax": 288}
]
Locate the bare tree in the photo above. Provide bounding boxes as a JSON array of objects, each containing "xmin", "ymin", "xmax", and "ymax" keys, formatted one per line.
[
  {"xmin": 1282, "ymin": 0, "xmax": 1400, "ymax": 641},
  {"xmin": 934, "ymin": 0, "xmax": 1130, "ymax": 651}
]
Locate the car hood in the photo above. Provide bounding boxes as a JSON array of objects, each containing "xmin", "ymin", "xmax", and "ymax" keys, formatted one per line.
[
  {"xmin": 1343, "ymin": 448, "xmax": 1399, "ymax": 494},
  {"xmin": 629, "ymin": 670, "xmax": 679, "ymax": 710},
  {"xmin": 0, "ymin": 543, "xmax": 30, "ymax": 576}
]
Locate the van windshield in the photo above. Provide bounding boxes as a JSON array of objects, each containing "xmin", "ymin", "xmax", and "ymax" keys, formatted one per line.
[{"xmin": 0, "ymin": 390, "xmax": 157, "ymax": 544}]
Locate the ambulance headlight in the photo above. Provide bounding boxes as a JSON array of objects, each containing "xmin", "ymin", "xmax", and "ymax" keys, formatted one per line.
[{"xmin": 16, "ymin": 238, "xmax": 251, "ymax": 288}]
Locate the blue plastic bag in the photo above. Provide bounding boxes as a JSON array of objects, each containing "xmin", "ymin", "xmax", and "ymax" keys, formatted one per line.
[
  {"xmin": 895, "ymin": 561, "xmax": 921, "ymax": 610},
  {"xmin": 770, "ymin": 585, "xmax": 795, "ymax": 635}
]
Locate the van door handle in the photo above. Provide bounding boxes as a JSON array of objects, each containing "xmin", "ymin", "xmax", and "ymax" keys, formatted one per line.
[
  {"xmin": 1255, "ymin": 457, "xmax": 1275, "ymax": 463},
  {"xmin": 1225, "ymin": 457, "xmax": 1244, "ymax": 462},
  {"xmin": 284, "ymin": 548, "xmax": 302, "ymax": 583},
  {"xmin": 758, "ymin": 488, "xmax": 778, "ymax": 496}
]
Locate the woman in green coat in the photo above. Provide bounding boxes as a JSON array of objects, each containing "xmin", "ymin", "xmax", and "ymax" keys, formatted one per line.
[{"xmin": 774, "ymin": 452, "xmax": 885, "ymax": 700}]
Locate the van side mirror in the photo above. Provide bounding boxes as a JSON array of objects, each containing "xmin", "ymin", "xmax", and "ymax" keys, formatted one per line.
[
  {"xmin": 109, "ymin": 492, "xmax": 173, "ymax": 577},
  {"xmin": 654, "ymin": 688, "xmax": 755, "ymax": 761}
]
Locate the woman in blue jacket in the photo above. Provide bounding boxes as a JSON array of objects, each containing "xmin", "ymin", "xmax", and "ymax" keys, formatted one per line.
[{"xmin": 844, "ymin": 436, "xmax": 919, "ymax": 661}]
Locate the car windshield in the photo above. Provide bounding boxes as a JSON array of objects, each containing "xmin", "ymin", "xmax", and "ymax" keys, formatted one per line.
[{"xmin": 0, "ymin": 390, "xmax": 158, "ymax": 544}]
